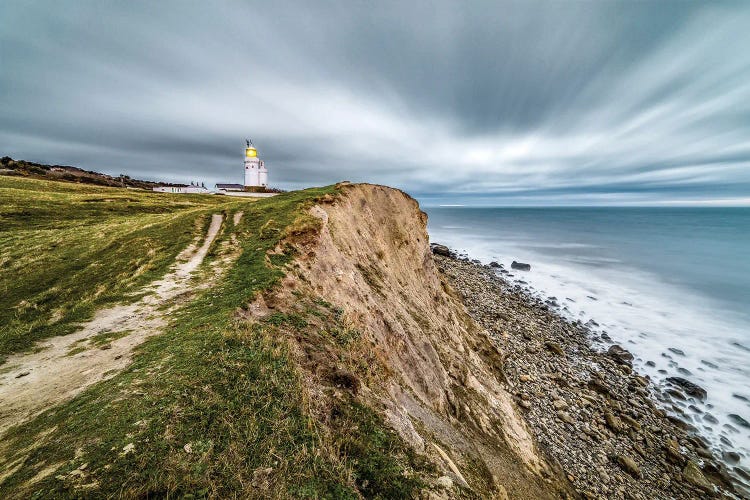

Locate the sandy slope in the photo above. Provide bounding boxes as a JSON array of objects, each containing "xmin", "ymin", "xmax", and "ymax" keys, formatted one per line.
[{"xmin": 0, "ymin": 214, "xmax": 223, "ymax": 436}]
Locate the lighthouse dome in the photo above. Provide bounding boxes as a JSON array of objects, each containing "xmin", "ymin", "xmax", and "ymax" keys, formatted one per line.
[{"xmin": 245, "ymin": 147, "xmax": 257, "ymax": 158}]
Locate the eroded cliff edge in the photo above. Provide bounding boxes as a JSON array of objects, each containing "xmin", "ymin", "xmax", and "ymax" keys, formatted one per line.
[{"xmin": 253, "ymin": 183, "xmax": 571, "ymax": 498}]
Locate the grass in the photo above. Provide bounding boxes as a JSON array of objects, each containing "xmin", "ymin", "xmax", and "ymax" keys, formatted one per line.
[
  {"xmin": 0, "ymin": 176, "xmax": 248, "ymax": 361},
  {"xmin": 0, "ymin": 178, "xmax": 430, "ymax": 498}
]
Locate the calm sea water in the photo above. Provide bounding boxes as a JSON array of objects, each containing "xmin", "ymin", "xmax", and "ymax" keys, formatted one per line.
[{"xmin": 425, "ymin": 206, "xmax": 750, "ymax": 468}]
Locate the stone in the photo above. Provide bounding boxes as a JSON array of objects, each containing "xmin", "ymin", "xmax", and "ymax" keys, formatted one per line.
[
  {"xmin": 604, "ymin": 412, "xmax": 624, "ymax": 433},
  {"xmin": 511, "ymin": 261, "xmax": 531, "ymax": 271},
  {"xmin": 587, "ymin": 378, "xmax": 610, "ymax": 396},
  {"xmin": 621, "ymin": 414, "xmax": 641, "ymax": 431},
  {"xmin": 664, "ymin": 438, "xmax": 686, "ymax": 465},
  {"xmin": 545, "ymin": 342, "xmax": 565, "ymax": 356},
  {"xmin": 666, "ymin": 377, "xmax": 707, "ymax": 400},
  {"xmin": 607, "ymin": 345, "xmax": 634, "ymax": 367},
  {"xmin": 489, "ymin": 261, "xmax": 501, "ymax": 268},
  {"xmin": 15, "ymin": 371, "xmax": 30, "ymax": 378},
  {"xmin": 722, "ymin": 451, "xmax": 741, "ymax": 464},
  {"xmin": 683, "ymin": 461, "xmax": 712, "ymax": 491},
  {"xmin": 553, "ymin": 399, "xmax": 569, "ymax": 411},
  {"xmin": 431, "ymin": 244, "xmax": 452, "ymax": 257},
  {"xmin": 556, "ymin": 411, "xmax": 575, "ymax": 425},
  {"xmin": 615, "ymin": 455, "xmax": 641, "ymax": 478},
  {"xmin": 728, "ymin": 413, "xmax": 750, "ymax": 429}
]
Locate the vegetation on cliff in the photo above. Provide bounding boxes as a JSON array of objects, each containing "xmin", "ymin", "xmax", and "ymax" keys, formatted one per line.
[{"xmin": 0, "ymin": 178, "xmax": 434, "ymax": 498}]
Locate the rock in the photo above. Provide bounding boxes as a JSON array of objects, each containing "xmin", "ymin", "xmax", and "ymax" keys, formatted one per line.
[
  {"xmin": 615, "ymin": 454, "xmax": 641, "ymax": 478},
  {"xmin": 15, "ymin": 371, "xmax": 30, "ymax": 378},
  {"xmin": 722, "ymin": 451, "xmax": 741, "ymax": 464},
  {"xmin": 587, "ymin": 378, "xmax": 610, "ymax": 396},
  {"xmin": 489, "ymin": 261, "xmax": 501, "ymax": 268},
  {"xmin": 100, "ymin": 343, "xmax": 112, "ymax": 350},
  {"xmin": 666, "ymin": 377, "xmax": 707, "ymax": 400},
  {"xmin": 518, "ymin": 374, "xmax": 531, "ymax": 382},
  {"xmin": 683, "ymin": 461, "xmax": 712, "ymax": 491},
  {"xmin": 553, "ymin": 399, "xmax": 569, "ymax": 411},
  {"xmin": 511, "ymin": 261, "xmax": 531, "ymax": 271},
  {"xmin": 604, "ymin": 412, "xmax": 624, "ymax": 433},
  {"xmin": 664, "ymin": 438, "xmax": 686, "ymax": 465},
  {"xmin": 436, "ymin": 476, "xmax": 454, "ymax": 489},
  {"xmin": 668, "ymin": 347, "xmax": 685, "ymax": 356},
  {"xmin": 728, "ymin": 413, "xmax": 750, "ymax": 429},
  {"xmin": 607, "ymin": 345, "xmax": 634, "ymax": 367},
  {"xmin": 621, "ymin": 414, "xmax": 641, "ymax": 431},
  {"xmin": 431, "ymin": 244, "xmax": 452, "ymax": 257},
  {"xmin": 544, "ymin": 342, "xmax": 565, "ymax": 356},
  {"xmin": 556, "ymin": 411, "xmax": 575, "ymax": 425}
]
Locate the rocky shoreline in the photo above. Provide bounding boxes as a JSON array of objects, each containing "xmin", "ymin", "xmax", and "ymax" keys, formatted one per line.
[{"xmin": 432, "ymin": 247, "xmax": 746, "ymax": 499}]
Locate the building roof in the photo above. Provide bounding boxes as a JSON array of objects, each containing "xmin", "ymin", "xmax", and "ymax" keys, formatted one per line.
[{"xmin": 215, "ymin": 183, "xmax": 244, "ymax": 190}]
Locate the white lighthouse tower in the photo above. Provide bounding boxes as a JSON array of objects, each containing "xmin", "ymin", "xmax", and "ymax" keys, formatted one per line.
[{"xmin": 243, "ymin": 140, "xmax": 268, "ymax": 189}]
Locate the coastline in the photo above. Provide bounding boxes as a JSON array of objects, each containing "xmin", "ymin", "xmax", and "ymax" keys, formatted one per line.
[{"xmin": 432, "ymin": 246, "xmax": 745, "ymax": 499}]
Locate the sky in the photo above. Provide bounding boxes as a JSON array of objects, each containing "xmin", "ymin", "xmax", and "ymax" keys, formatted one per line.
[{"xmin": 1, "ymin": 1, "xmax": 750, "ymax": 206}]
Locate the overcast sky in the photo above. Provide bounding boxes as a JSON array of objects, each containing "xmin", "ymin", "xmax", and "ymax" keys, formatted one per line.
[{"xmin": 2, "ymin": 1, "xmax": 749, "ymax": 205}]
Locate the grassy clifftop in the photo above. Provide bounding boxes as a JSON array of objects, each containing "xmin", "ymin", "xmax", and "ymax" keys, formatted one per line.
[
  {"xmin": 0, "ymin": 178, "xmax": 432, "ymax": 499},
  {"xmin": 0, "ymin": 177, "xmax": 238, "ymax": 360}
]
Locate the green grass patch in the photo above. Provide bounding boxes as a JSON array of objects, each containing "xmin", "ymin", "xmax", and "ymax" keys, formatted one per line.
[
  {"xmin": 0, "ymin": 181, "xmax": 432, "ymax": 499},
  {"xmin": 0, "ymin": 176, "xmax": 251, "ymax": 361},
  {"xmin": 90, "ymin": 329, "xmax": 132, "ymax": 347}
]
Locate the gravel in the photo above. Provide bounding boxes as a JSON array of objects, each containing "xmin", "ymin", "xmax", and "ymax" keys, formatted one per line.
[{"xmin": 434, "ymin": 253, "xmax": 741, "ymax": 499}]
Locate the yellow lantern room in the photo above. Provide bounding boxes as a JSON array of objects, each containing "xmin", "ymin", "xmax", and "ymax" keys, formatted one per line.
[{"xmin": 245, "ymin": 147, "xmax": 257, "ymax": 158}]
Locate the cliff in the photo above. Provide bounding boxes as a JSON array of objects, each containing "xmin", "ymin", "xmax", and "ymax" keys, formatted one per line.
[
  {"xmin": 0, "ymin": 179, "xmax": 569, "ymax": 498},
  {"xmin": 251, "ymin": 183, "xmax": 570, "ymax": 497}
]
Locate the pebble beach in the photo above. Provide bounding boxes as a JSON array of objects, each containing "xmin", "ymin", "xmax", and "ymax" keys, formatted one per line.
[{"xmin": 433, "ymin": 247, "xmax": 747, "ymax": 499}]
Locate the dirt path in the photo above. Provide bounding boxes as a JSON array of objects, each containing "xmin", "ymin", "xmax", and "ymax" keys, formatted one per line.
[{"xmin": 0, "ymin": 214, "xmax": 224, "ymax": 437}]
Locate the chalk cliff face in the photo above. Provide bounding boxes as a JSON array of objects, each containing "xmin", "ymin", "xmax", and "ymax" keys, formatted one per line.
[{"xmin": 267, "ymin": 184, "xmax": 569, "ymax": 498}]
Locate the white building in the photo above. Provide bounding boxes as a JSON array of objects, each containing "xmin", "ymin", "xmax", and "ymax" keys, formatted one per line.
[
  {"xmin": 153, "ymin": 185, "xmax": 210, "ymax": 194},
  {"xmin": 243, "ymin": 141, "xmax": 268, "ymax": 188}
]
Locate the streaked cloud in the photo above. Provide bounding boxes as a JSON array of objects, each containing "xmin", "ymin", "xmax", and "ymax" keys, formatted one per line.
[{"xmin": 1, "ymin": 1, "xmax": 749, "ymax": 205}]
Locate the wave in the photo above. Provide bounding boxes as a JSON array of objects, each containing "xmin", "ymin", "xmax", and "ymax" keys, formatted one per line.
[{"xmin": 428, "ymin": 226, "xmax": 750, "ymax": 465}]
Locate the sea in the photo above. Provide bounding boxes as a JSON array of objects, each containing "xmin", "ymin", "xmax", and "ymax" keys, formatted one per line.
[{"xmin": 425, "ymin": 206, "xmax": 750, "ymax": 472}]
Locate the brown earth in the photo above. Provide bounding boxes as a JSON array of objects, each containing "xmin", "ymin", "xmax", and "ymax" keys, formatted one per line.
[
  {"xmin": 0, "ymin": 214, "xmax": 224, "ymax": 438},
  {"xmin": 253, "ymin": 184, "xmax": 573, "ymax": 498}
]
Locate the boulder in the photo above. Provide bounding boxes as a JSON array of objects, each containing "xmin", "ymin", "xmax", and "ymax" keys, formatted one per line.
[
  {"xmin": 511, "ymin": 261, "xmax": 531, "ymax": 271},
  {"xmin": 489, "ymin": 261, "xmax": 502, "ymax": 268},
  {"xmin": 728, "ymin": 413, "xmax": 750, "ymax": 429},
  {"xmin": 615, "ymin": 454, "xmax": 641, "ymax": 478},
  {"xmin": 607, "ymin": 345, "xmax": 634, "ymax": 367},
  {"xmin": 604, "ymin": 412, "xmax": 624, "ymax": 433},
  {"xmin": 683, "ymin": 461, "xmax": 712, "ymax": 491},
  {"xmin": 431, "ymin": 244, "xmax": 452, "ymax": 257},
  {"xmin": 666, "ymin": 377, "xmax": 707, "ymax": 400},
  {"xmin": 664, "ymin": 438, "xmax": 686, "ymax": 465}
]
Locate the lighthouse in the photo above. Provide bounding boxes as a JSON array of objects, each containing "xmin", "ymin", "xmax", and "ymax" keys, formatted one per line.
[{"xmin": 243, "ymin": 140, "xmax": 268, "ymax": 188}]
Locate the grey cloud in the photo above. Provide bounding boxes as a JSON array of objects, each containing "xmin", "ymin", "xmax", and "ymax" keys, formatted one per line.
[{"xmin": 1, "ymin": 0, "xmax": 749, "ymax": 204}]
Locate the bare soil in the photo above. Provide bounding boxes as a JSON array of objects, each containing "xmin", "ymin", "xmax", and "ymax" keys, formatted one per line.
[{"xmin": 0, "ymin": 214, "xmax": 224, "ymax": 437}]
